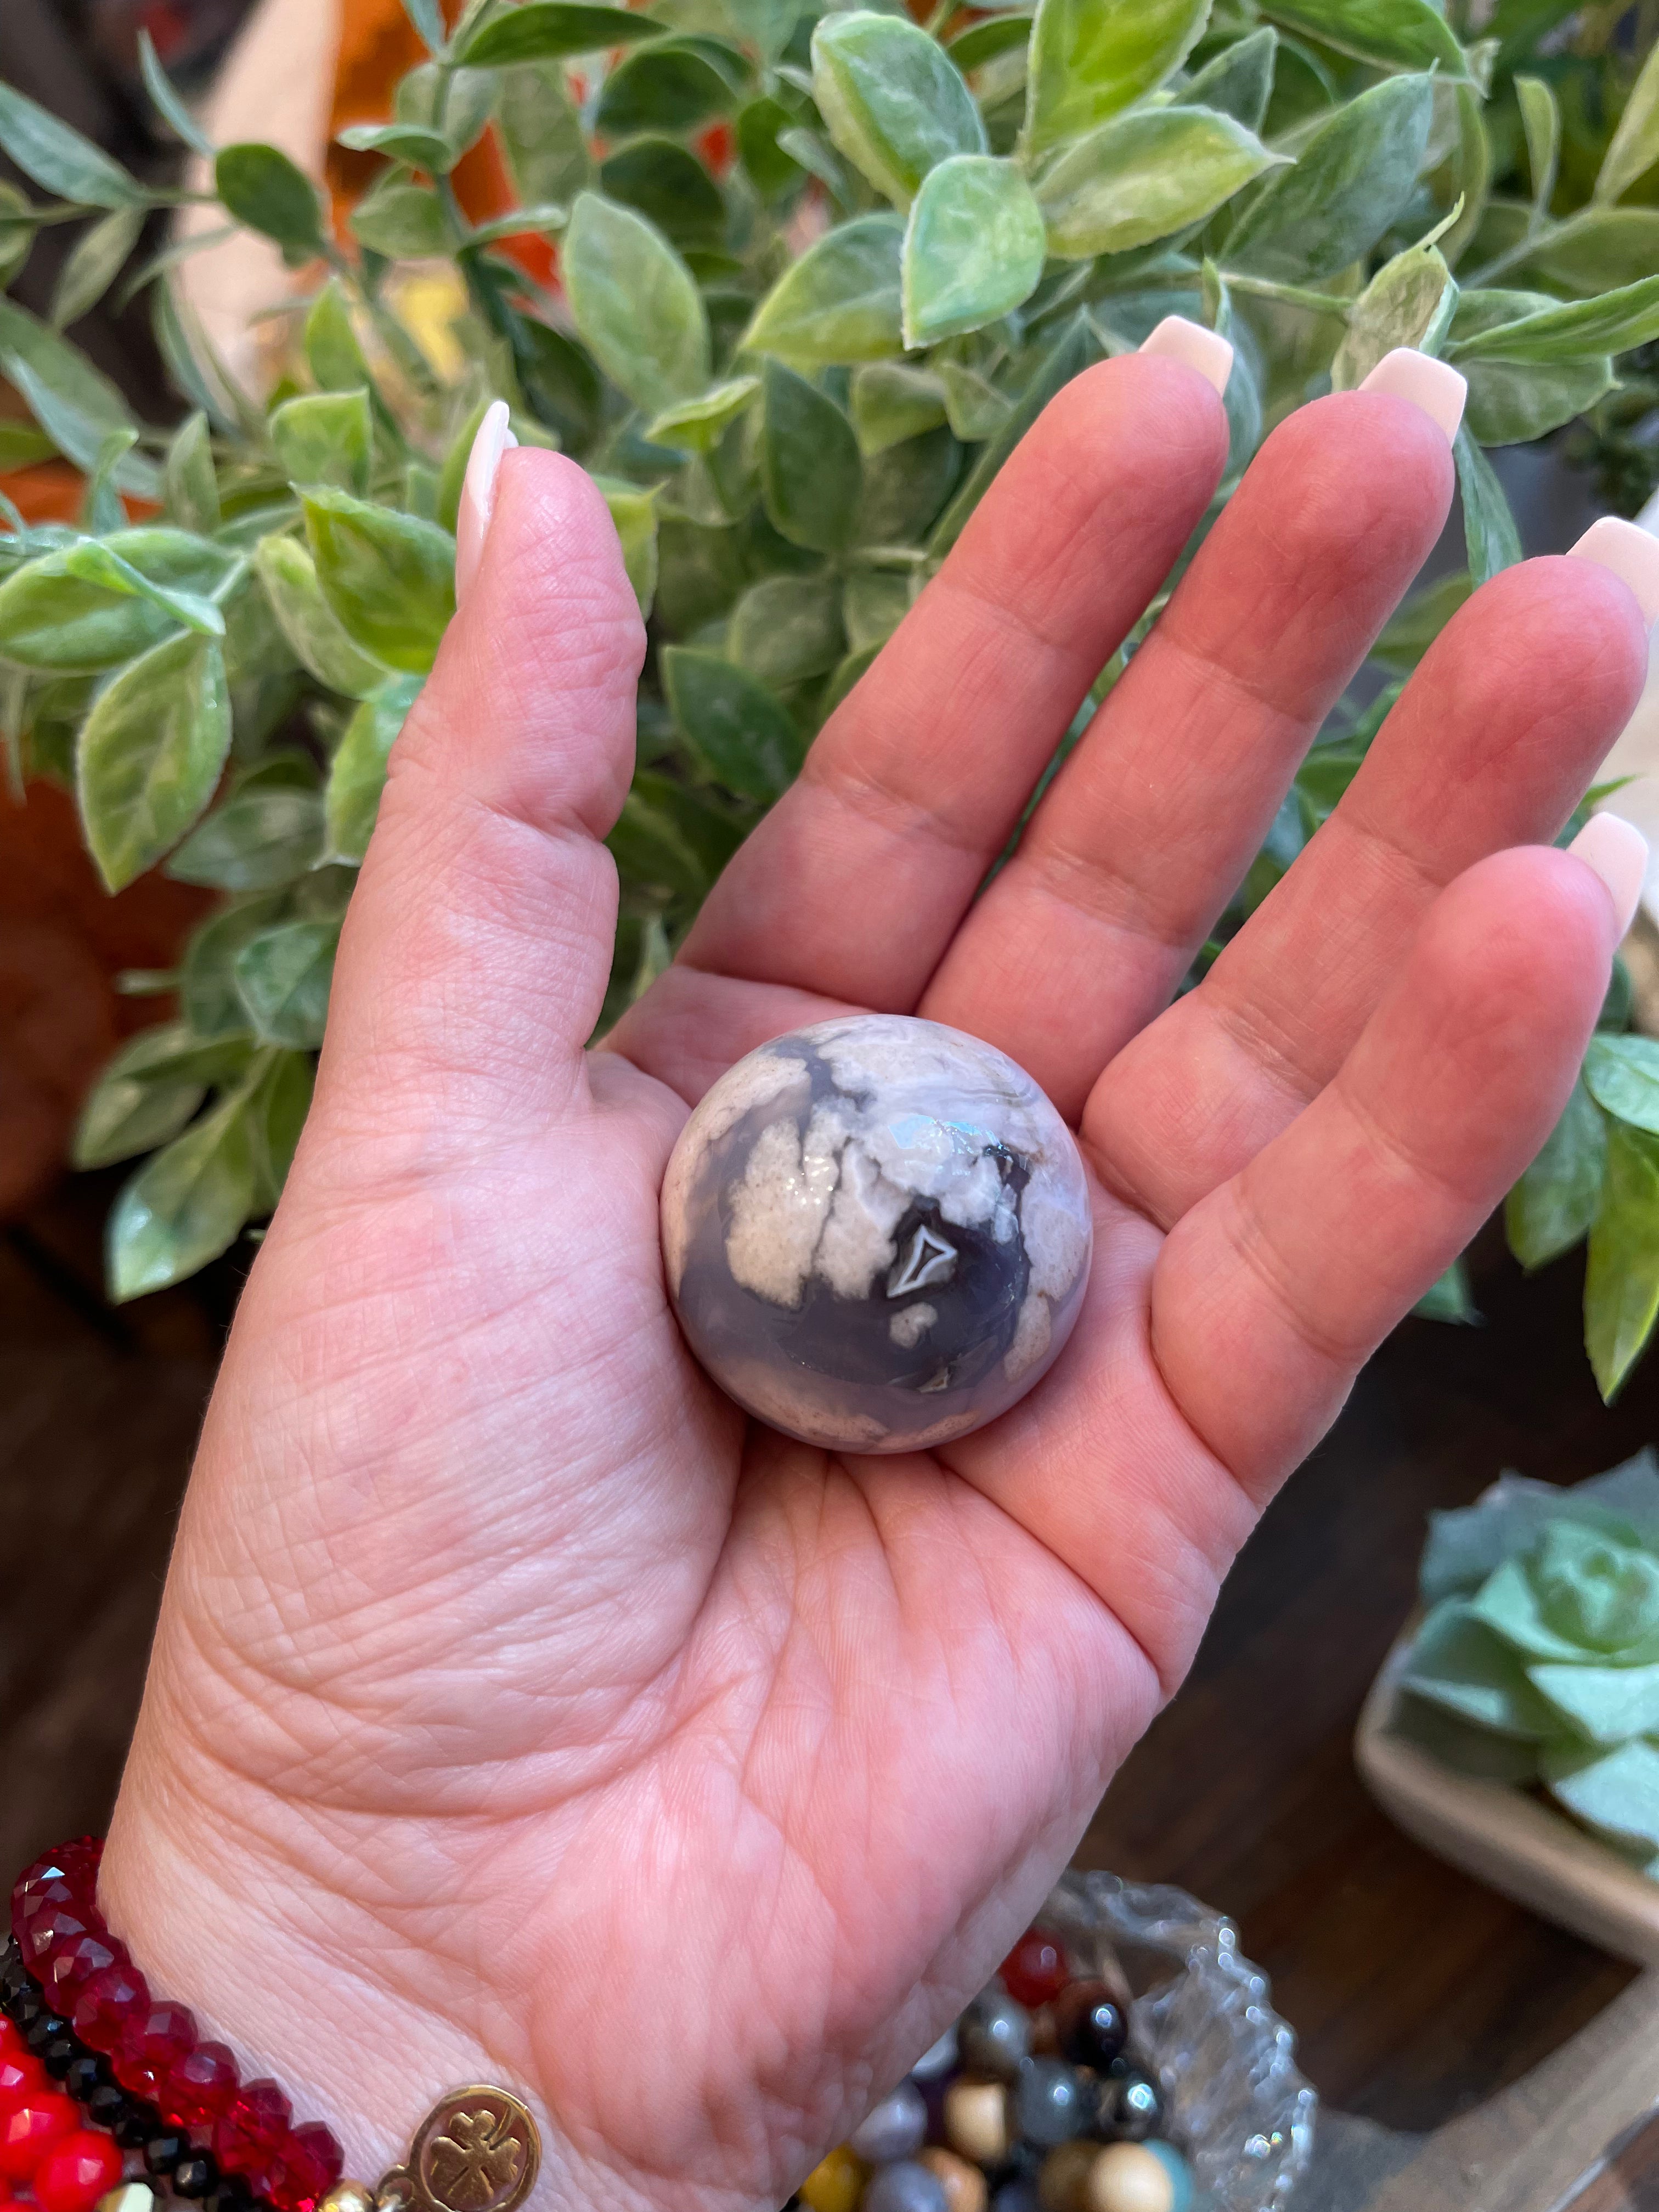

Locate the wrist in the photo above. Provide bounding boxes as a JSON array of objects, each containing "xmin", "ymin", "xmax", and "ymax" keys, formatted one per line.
[{"xmin": 95, "ymin": 1768, "xmax": 589, "ymax": 2212}]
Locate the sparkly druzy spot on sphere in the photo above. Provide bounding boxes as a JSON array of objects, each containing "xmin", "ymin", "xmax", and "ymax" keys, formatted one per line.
[{"xmin": 661, "ymin": 1018, "xmax": 1093, "ymax": 1453}]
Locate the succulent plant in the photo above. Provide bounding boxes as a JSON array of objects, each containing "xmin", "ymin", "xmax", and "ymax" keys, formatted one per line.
[
  {"xmin": 3, "ymin": 0, "xmax": 1659, "ymax": 1389},
  {"xmin": 1399, "ymin": 1452, "xmax": 1659, "ymax": 1871}
]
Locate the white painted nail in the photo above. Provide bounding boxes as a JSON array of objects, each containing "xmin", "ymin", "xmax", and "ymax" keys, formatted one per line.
[
  {"xmin": 1357, "ymin": 348, "xmax": 1466, "ymax": 444},
  {"xmin": 455, "ymin": 398, "xmax": 517, "ymax": 607},
  {"xmin": 1568, "ymin": 515, "xmax": 1659, "ymax": 628},
  {"xmin": 1138, "ymin": 314, "xmax": 1233, "ymax": 397},
  {"xmin": 1570, "ymin": 811, "xmax": 1649, "ymax": 940}
]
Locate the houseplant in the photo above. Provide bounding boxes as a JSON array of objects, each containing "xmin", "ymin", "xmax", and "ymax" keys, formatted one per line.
[{"xmin": 2, "ymin": 0, "xmax": 1659, "ymax": 1389}]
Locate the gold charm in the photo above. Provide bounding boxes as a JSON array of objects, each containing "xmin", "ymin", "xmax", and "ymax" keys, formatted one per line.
[{"xmin": 382, "ymin": 2087, "xmax": 540, "ymax": 2212}]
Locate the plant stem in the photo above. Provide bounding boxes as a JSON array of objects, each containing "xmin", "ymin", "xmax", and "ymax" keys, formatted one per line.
[
  {"xmin": 1466, "ymin": 208, "xmax": 1584, "ymax": 289},
  {"xmin": 1220, "ymin": 270, "xmax": 1353, "ymax": 318}
]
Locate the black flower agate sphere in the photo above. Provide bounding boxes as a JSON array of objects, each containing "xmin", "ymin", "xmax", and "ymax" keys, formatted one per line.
[{"xmin": 659, "ymin": 1015, "xmax": 1094, "ymax": 1452}]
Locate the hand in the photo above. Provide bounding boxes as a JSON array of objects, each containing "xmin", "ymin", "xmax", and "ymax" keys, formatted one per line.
[{"xmin": 102, "ymin": 346, "xmax": 1651, "ymax": 2212}]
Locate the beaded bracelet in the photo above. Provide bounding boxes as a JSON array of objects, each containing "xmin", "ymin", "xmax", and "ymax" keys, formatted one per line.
[{"xmin": 4, "ymin": 1843, "xmax": 539, "ymax": 2212}]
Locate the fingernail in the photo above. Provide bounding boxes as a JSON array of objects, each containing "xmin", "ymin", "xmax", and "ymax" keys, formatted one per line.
[
  {"xmin": 1568, "ymin": 515, "xmax": 1659, "ymax": 627},
  {"xmin": 1357, "ymin": 348, "xmax": 1466, "ymax": 443},
  {"xmin": 1570, "ymin": 811, "xmax": 1649, "ymax": 939},
  {"xmin": 1138, "ymin": 315, "xmax": 1233, "ymax": 397},
  {"xmin": 456, "ymin": 398, "xmax": 517, "ymax": 607}
]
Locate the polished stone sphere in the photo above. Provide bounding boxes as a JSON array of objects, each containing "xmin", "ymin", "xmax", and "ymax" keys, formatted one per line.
[{"xmin": 659, "ymin": 1015, "xmax": 1093, "ymax": 1453}]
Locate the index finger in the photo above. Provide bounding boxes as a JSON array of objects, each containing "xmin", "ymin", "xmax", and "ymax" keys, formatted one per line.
[{"xmin": 678, "ymin": 345, "xmax": 1232, "ymax": 1012}]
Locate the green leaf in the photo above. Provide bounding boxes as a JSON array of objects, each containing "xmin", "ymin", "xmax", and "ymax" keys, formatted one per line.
[
  {"xmin": 744, "ymin": 214, "xmax": 905, "ymax": 366},
  {"xmin": 761, "ymin": 360, "xmax": 862, "ymax": 553},
  {"xmin": 349, "ymin": 174, "xmax": 450, "ymax": 258},
  {"xmin": 73, "ymin": 1024, "xmax": 235, "ymax": 1170},
  {"xmin": 165, "ymin": 412, "xmax": 221, "ymax": 537},
  {"xmin": 0, "ymin": 81, "xmax": 144, "ymax": 208},
  {"xmin": 939, "ymin": 362, "xmax": 1011, "ymax": 443},
  {"xmin": 1, "ymin": 351, "xmax": 157, "ymax": 502},
  {"xmin": 607, "ymin": 789, "xmax": 706, "ymax": 898},
  {"xmin": 0, "ymin": 296, "xmax": 139, "ymax": 456},
  {"xmin": 1024, "ymin": 0, "xmax": 1209, "ymax": 157},
  {"xmin": 812, "ymin": 11, "xmax": 984, "ymax": 208},
  {"xmin": 1506, "ymin": 1076, "xmax": 1607, "ymax": 1273},
  {"xmin": 1259, "ymin": 0, "xmax": 1465, "ymax": 77},
  {"xmin": 255, "ymin": 533, "xmax": 394, "ymax": 698},
  {"xmin": 0, "ymin": 528, "xmax": 232, "ymax": 672},
  {"xmin": 645, "ymin": 375, "xmax": 760, "ymax": 456},
  {"xmin": 270, "ymin": 388, "xmax": 374, "ymax": 494},
  {"xmin": 563, "ymin": 191, "xmax": 710, "ymax": 415},
  {"xmin": 1515, "ymin": 74, "xmax": 1559, "ymax": 225},
  {"xmin": 304, "ymin": 279, "xmax": 372, "ymax": 392},
  {"xmin": 1597, "ymin": 38, "xmax": 1659, "ymax": 208},
  {"xmin": 1586, "ymin": 1119, "xmax": 1659, "ymax": 1402},
  {"xmin": 946, "ymin": 12, "xmax": 1034, "ymax": 70},
  {"xmin": 107, "ymin": 1091, "xmax": 257, "ymax": 1302},
  {"xmin": 600, "ymin": 138, "xmax": 724, "ymax": 250},
  {"xmin": 1330, "ymin": 241, "xmax": 1455, "ymax": 390},
  {"xmin": 592, "ymin": 477, "xmax": 661, "ymax": 617},
  {"xmin": 1448, "ymin": 277, "xmax": 1659, "ymax": 366},
  {"xmin": 137, "ymin": 29, "xmax": 216, "ymax": 159},
  {"xmin": 931, "ymin": 311, "xmax": 1092, "ymax": 554},
  {"xmin": 855, "ymin": 423, "xmax": 958, "ymax": 544},
  {"xmin": 1585, "ymin": 1034, "xmax": 1659, "ymax": 1136},
  {"xmin": 851, "ymin": 363, "xmax": 948, "ymax": 455},
  {"xmin": 498, "ymin": 60, "xmax": 592, "ymax": 206},
  {"xmin": 1531, "ymin": 1656, "xmax": 1659, "ymax": 1748},
  {"xmin": 336, "ymin": 121, "xmax": 455, "ymax": 169},
  {"xmin": 902, "ymin": 155, "xmax": 1046, "ymax": 346},
  {"xmin": 1453, "ymin": 427, "xmax": 1521, "ymax": 588},
  {"xmin": 597, "ymin": 40, "xmax": 745, "ymax": 136},
  {"xmin": 663, "ymin": 645, "xmax": 804, "ymax": 802},
  {"xmin": 325, "ymin": 676, "xmax": 421, "ymax": 861},
  {"xmin": 396, "ymin": 59, "xmax": 496, "ymax": 156},
  {"xmin": 1452, "ymin": 289, "xmax": 1615, "ymax": 445},
  {"xmin": 458, "ymin": 1, "xmax": 662, "ymax": 64},
  {"xmin": 234, "ymin": 919, "xmax": 339, "ymax": 1048},
  {"xmin": 167, "ymin": 787, "xmax": 326, "ymax": 889},
  {"xmin": 182, "ymin": 893, "xmax": 289, "ymax": 1037},
  {"xmin": 1225, "ymin": 71, "xmax": 1435, "ymax": 281},
  {"xmin": 50, "ymin": 207, "xmax": 145, "ymax": 331},
  {"xmin": 843, "ymin": 565, "xmax": 915, "ymax": 653},
  {"xmin": 737, "ymin": 94, "xmax": 809, "ymax": 201},
  {"xmin": 1544, "ymin": 1737, "xmax": 1659, "ymax": 1853},
  {"xmin": 77, "ymin": 631, "xmax": 231, "ymax": 891},
  {"xmin": 215, "ymin": 144, "xmax": 327, "ymax": 255},
  {"xmin": 302, "ymin": 487, "xmax": 456, "ymax": 675},
  {"xmin": 1513, "ymin": 209, "xmax": 1659, "ymax": 297},
  {"xmin": 249, "ymin": 1048, "xmax": 314, "ymax": 1209},
  {"xmin": 1182, "ymin": 25, "xmax": 1276, "ymax": 132},
  {"xmin": 728, "ymin": 572, "xmax": 846, "ymax": 687},
  {"xmin": 1036, "ymin": 103, "xmax": 1280, "ymax": 261},
  {"xmin": 1401, "ymin": 1598, "xmax": 1553, "ymax": 1734},
  {"xmin": 402, "ymin": 0, "xmax": 446, "ymax": 54},
  {"xmin": 57, "ymin": 539, "xmax": 225, "ymax": 638},
  {"xmin": 1415, "ymin": 1256, "xmax": 1477, "ymax": 1318}
]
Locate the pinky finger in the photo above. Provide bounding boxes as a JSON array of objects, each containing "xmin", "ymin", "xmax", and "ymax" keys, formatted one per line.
[{"xmin": 1150, "ymin": 834, "xmax": 1642, "ymax": 1501}]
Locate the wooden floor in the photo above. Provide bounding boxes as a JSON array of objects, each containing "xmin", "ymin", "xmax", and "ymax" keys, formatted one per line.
[{"xmin": 5, "ymin": 1178, "xmax": 1659, "ymax": 2199}]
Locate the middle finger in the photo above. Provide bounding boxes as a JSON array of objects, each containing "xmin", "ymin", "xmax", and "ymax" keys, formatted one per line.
[{"xmin": 919, "ymin": 380, "xmax": 1459, "ymax": 1120}]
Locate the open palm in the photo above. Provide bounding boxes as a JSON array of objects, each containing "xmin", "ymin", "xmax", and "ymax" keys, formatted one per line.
[{"xmin": 103, "ymin": 352, "xmax": 1650, "ymax": 2212}]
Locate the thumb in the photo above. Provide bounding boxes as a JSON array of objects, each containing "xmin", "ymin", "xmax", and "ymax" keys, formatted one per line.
[{"xmin": 307, "ymin": 410, "xmax": 646, "ymax": 1171}]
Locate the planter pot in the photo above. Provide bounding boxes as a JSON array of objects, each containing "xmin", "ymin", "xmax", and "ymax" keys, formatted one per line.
[{"xmin": 1355, "ymin": 1613, "xmax": 1659, "ymax": 1969}]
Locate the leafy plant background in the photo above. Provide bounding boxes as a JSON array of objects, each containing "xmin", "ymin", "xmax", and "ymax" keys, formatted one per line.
[{"xmin": 2, "ymin": 0, "xmax": 1659, "ymax": 1388}]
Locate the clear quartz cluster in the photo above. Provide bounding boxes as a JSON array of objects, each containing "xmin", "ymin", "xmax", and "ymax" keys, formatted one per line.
[{"xmin": 660, "ymin": 1015, "xmax": 1093, "ymax": 1453}]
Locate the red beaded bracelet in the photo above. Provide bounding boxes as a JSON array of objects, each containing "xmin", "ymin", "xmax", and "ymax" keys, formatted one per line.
[
  {"xmin": 5, "ymin": 1839, "xmax": 341, "ymax": 2212},
  {"xmin": 4, "ymin": 1841, "xmax": 540, "ymax": 2212}
]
